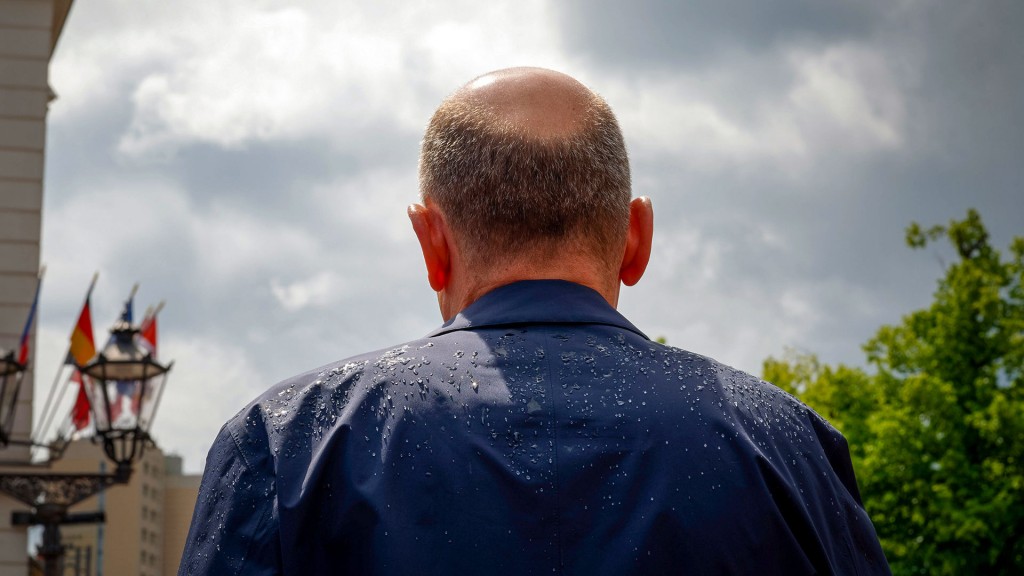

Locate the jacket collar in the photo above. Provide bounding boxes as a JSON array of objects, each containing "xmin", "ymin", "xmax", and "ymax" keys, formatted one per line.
[{"xmin": 427, "ymin": 280, "xmax": 649, "ymax": 340}]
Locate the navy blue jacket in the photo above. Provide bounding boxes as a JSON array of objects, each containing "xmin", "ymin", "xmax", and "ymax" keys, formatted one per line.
[{"xmin": 180, "ymin": 280, "xmax": 890, "ymax": 575}]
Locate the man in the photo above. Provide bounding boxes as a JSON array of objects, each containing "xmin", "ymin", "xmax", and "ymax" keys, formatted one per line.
[{"xmin": 181, "ymin": 67, "xmax": 890, "ymax": 575}]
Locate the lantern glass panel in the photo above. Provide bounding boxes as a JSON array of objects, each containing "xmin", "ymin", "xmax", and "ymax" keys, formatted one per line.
[
  {"xmin": 105, "ymin": 379, "xmax": 142, "ymax": 430},
  {"xmin": 82, "ymin": 373, "xmax": 110, "ymax": 433},
  {"xmin": 137, "ymin": 372, "xmax": 167, "ymax": 433}
]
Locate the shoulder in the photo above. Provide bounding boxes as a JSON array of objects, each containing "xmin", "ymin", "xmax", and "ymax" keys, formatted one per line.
[
  {"xmin": 652, "ymin": 343, "xmax": 848, "ymax": 451},
  {"xmin": 218, "ymin": 338, "xmax": 443, "ymax": 455}
]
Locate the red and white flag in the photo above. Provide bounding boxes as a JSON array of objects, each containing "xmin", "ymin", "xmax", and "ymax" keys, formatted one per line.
[
  {"xmin": 139, "ymin": 310, "xmax": 158, "ymax": 358},
  {"xmin": 70, "ymin": 370, "xmax": 91, "ymax": 431}
]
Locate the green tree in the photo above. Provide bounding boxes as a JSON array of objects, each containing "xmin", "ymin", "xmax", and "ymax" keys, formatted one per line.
[{"xmin": 764, "ymin": 210, "xmax": 1024, "ymax": 574}]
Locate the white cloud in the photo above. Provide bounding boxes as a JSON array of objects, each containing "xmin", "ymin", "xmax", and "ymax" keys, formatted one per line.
[
  {"xmin": 648, "ymin": 226, "xmax": 724, "ymax": 288},
  {"xmin": 622, "ymin": 220, "xmax": 884, "ymax": 374},
  {"xmin": 119, "ymin": 7, "xmax": 335, "ymax": 155},
  {"xmin": 270, "ymin": 272, "xmax": 344, "ymax": 312},
  {"xmin": 48, "ymin": 0, "xmax": 569, "ymax": 159},
  {"xmin": 787, "ymin": 43, "xmax": 906, "ymax": 151},
  {"xmin": 614, "ymin": 79, "xmax": 809, "ymax": 172},
  {"xmin": 43, "ymin": 180, "xmax": 325, "ymax": 289},
  {"xmin": 185, "ymin": 203, "xmax": 324, "ymax": 286},
  {"xmin": 309, "ymin": 168, "xmax": 420, "ymax": 245},
  {"xmin": 608, "ymin": 42, "xmax": 906, "ymax": 177},
  {"xmin": 149, "ymin": 333, "xmax": 269, "ymax": 474}
]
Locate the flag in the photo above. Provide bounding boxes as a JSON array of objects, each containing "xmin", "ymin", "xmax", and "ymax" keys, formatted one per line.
[
  {"xmin": 139, "ymin": 312, "xmax": 157, "ymax": 358},
  {"xmin": 131, "ymin": 307, "xmax": 160, "ymax": 420},
  {"xmin": 67, "ymin": 278, "xmax": 98, "ymax": 367},
  {"xmin": 107, "ymin": 288, "xmax": 140, "ymax": 423},
  {"xmin": 118, "ymin": 291, "xmax": 133, "ymax": 324},
  {"xmin": 17, "ymin": 269, "xmax": 44, "ymax": 365},
  {"xmin": 68, "ymin": 303, "xmax": 95, "ymax": 366},
  {"xmin": 71, "ymin": 370, "xmax": 91, "ymax": 431},
  {"xmin": 105, "ymin": 287, "xmax": 135, "ymax": 347},
  {"xmin": 109, "ymin": 380, "xmax": 140, "ymax": 423}
]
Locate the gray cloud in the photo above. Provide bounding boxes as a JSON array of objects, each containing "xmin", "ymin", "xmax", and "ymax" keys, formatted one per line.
[
  {"xmin": 558, "ymin": 0, "xmax": 1023, "ymax": 359},
  {"xmin": 555, "ymin": 0, "xmax": 881, "ymax": 71},
  {"xmin": 32, "ymin": 0, "xmax": 1023, "ymax": 473}
]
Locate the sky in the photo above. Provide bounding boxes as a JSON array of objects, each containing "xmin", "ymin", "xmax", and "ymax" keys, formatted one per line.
[{"xmin": 32, "ymin": 0, "xmax": 1023, "ymax": 474}]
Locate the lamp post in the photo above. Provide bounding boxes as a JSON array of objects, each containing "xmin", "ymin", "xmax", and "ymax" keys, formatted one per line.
[
  {"xmin": 0, "ymin": 349, "xmax": 27, "ymax": 447},
  {"xmin": 0, "ymin": 321, "xmax": 172, "ymax": 576}
]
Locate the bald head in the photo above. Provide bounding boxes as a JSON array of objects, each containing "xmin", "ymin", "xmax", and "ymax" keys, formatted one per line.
[
  {"xmin": 458, "ymin": 68, "xmax": 595, "ymax": 138},
  {"xmin": 419, "ymin": 67, "xmax": 631, "ymax": 272}
]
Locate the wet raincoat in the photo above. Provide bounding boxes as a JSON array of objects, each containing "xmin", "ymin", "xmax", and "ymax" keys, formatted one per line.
[{"xmin": 180, "ymin": 280, "xmax": 890, "ymax": 575}]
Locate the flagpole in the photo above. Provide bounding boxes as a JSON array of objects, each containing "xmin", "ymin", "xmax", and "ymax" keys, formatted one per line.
[
  {"xmin": 142, "ymin": 302, "xmax": 168, "ymax": 431},
  {"xmin": 33, "ymin": 371, "xmax": 74, "ymax": 455},
  {"xmin": 138, "ymin": 301, "xmax": 164, "ymax": 340},
  {"xmin": 108, "ymin": 282, "xmax": 138, "ymax": 329},
  {"xmin": 31, "ymin": 272, "xmax": 99, "ymax": 445},
  {"xmin": 141, "ymin": 300, "xmax": 164, "ymax": 325},
  {"xmin": 18, "ymin": 264, "xmax": 45, "ymax": 364},
  {"xmin": 30, "ymin": 355, "xmax": 68, "ymax": 445},
  {"xmin": 13, "ymin": 265, "xmax": 44, "ymax": 448}
]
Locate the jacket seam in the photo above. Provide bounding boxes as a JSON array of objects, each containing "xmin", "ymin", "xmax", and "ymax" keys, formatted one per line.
[
  {"xmin": 544, "ymin": 331, "xmax": 565, "ymax": 574},
  {"xmin": 226, "ymin": 425, "xmax": 279, "ymax": 575}
]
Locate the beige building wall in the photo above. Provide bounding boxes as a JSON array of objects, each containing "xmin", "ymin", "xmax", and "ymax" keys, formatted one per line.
[
  {"xmin": 162, "ymin": 455, "xmax": 200, "ymax": 576},
  {"xmin": 51, "ymin": 442, "xmax": 200, "ymax": 576},
  {"xmin": 0, "ymin": 0, "xmax": 55, "ymax": 461},
  {"xmin": 52, "ymin": 440, "xmax": 165, "ymax": 576},
  {"xmin": 0, "ymin": 2, "xmax": 76, "ymax": 573}
]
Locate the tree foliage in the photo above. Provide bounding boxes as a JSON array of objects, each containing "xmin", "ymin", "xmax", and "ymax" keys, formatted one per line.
[{"xmin": 764, "ymin": 210, "xmax": 1024, "ymax": 574}]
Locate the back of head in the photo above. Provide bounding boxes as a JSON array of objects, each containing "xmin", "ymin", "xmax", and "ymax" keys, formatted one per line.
[{"xmin": 419, "ymin": 67, "xmax": 631, "ymax": 272}]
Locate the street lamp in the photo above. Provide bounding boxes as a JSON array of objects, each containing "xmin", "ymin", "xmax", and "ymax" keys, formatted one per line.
[
  {"xmin": 79, "ymin": 320, "xmax": 172, "ymax": 478},
  {"xmin": 0, "ymin": 349, "xmax": 27, "ymax": 447},
  {"xmin": 0, "ymin": 320, "xmax": 173, "ymax": 576}
]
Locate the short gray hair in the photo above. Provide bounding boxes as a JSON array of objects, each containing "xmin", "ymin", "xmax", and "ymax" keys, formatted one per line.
[{"xmin": 419, "ymin": 92, "xmax": 631, "ymax": 268}]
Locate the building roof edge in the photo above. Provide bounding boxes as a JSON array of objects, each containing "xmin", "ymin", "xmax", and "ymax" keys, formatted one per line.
[{"xmin": 50, "ymin": 0, "xmax": 75, "ymax": 55}]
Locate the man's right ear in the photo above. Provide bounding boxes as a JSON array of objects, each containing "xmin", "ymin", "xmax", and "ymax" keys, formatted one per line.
[
  {"xmin": 408, "ymin": 203, "xmax": 451, "ymax": 292},
  {"xmin": 619, "ymin": 196, "xmax": 653, "ymax": 287}
]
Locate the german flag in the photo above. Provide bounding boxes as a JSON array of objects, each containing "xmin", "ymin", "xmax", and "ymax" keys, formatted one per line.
[{"xmin": 67, "ymin": 275, "xmax": 98, "ymax": 367}]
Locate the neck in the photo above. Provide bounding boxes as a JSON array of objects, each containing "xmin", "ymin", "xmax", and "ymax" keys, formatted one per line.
[{"xmin": 439, "ymin": 256, "xmax": 620, "ymax": 320}]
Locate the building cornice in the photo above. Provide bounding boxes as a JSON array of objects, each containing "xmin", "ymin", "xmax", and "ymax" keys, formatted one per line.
[{"xmin": 50, "ymin": 0, "xmax": 75, "ymax": 55}]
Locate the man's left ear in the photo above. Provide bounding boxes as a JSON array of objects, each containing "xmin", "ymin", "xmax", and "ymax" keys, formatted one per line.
[{"xmin": 619, "ymin": 197, "xmax": 653, "ymax": 286}]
